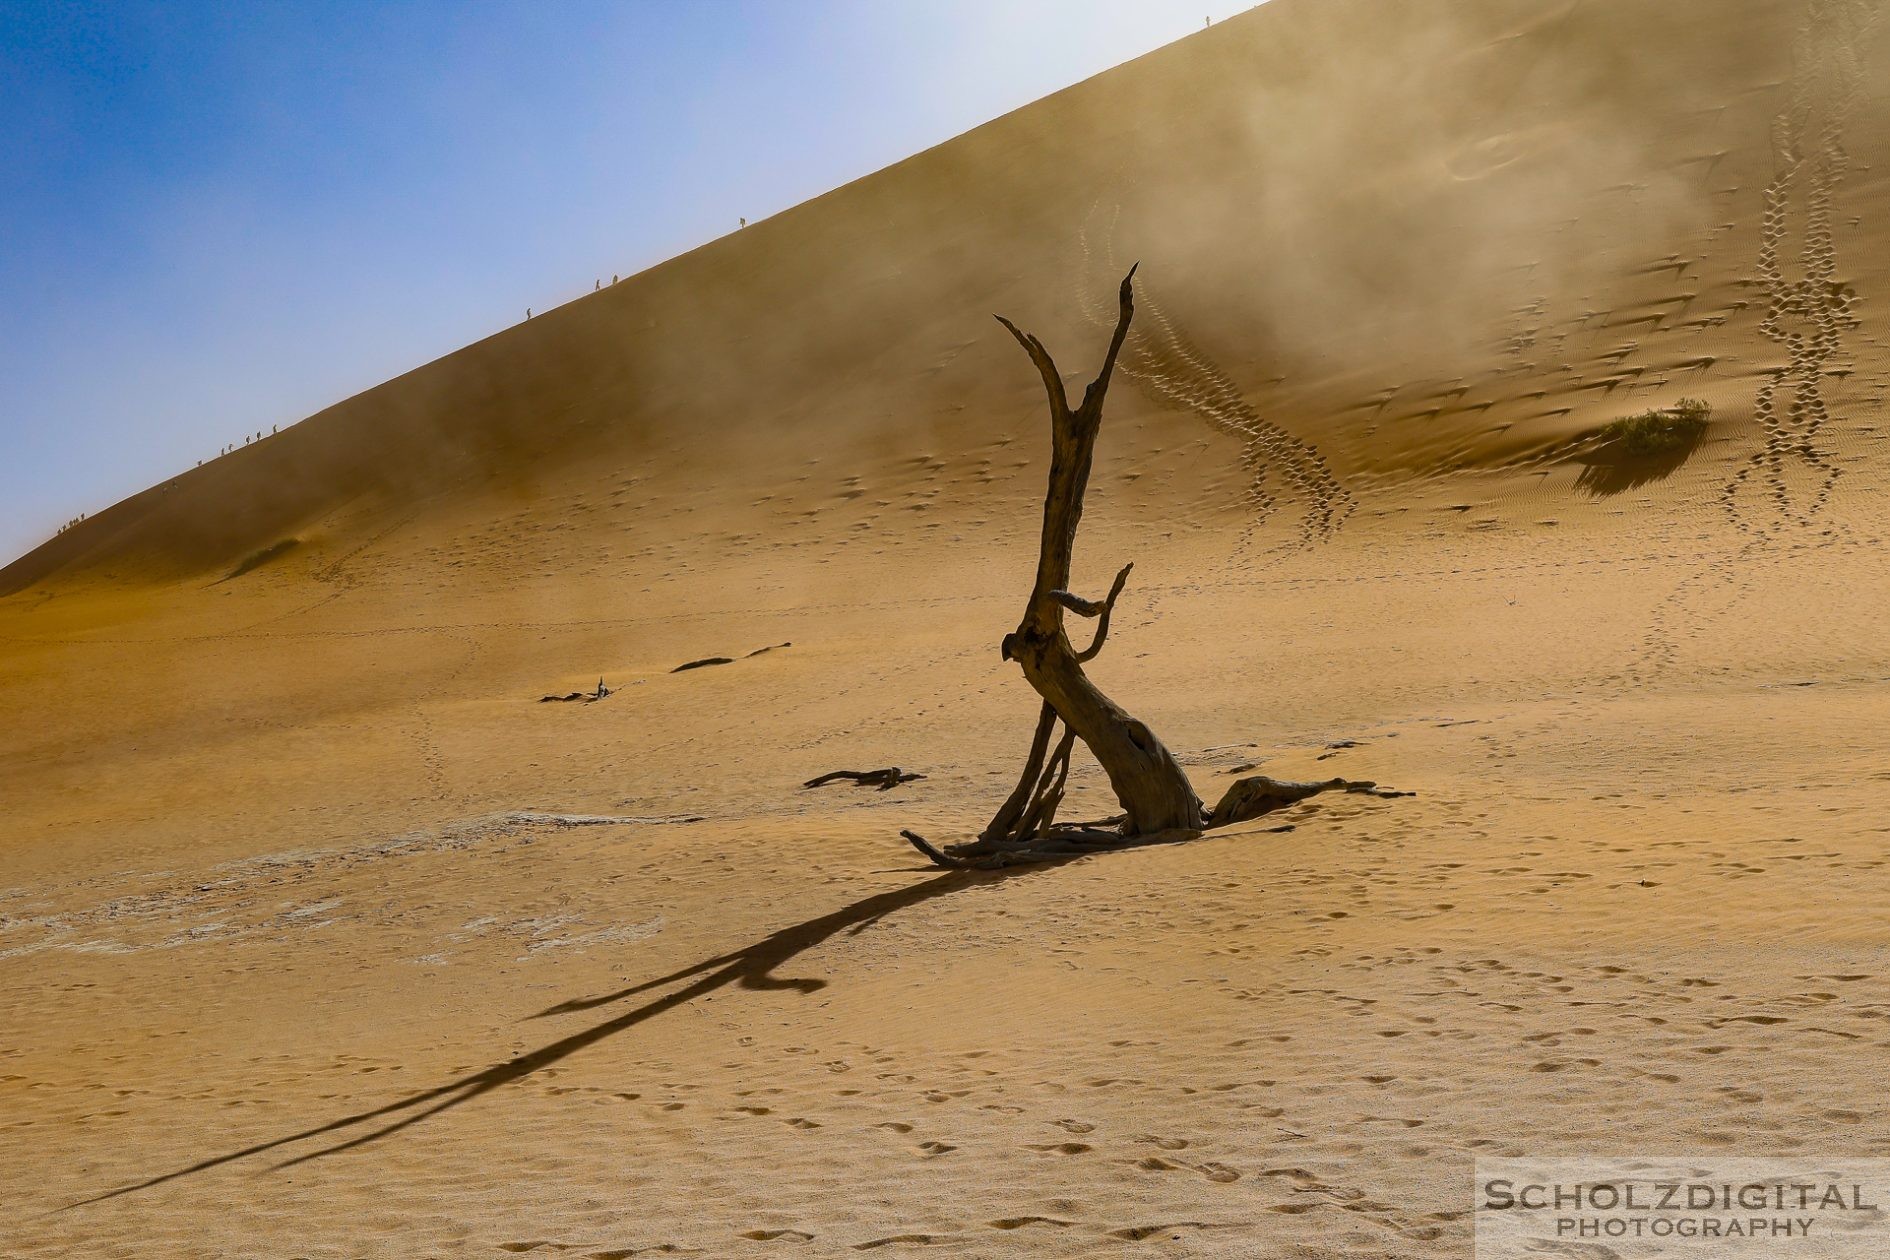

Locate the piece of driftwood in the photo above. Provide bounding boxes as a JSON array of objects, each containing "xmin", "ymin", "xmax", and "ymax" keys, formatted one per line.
[
  {"xmin": 540, "ymin": 678, "xmax": 612, "ymax": 703},
  {"xmin": 804, "ymin": 768, "xmax": 925, "ymax": 791},
  {"xmin": 1206, "ymin": 775, "xmax": 1413, "ymax": 829}
]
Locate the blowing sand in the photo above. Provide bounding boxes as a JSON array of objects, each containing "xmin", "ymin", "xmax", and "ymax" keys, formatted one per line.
[{"xmin": 5, "ymin": 0, "xmax": 1890, "ymax": 1255}]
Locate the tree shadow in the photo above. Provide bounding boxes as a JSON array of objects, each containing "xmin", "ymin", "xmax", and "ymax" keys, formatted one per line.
[{"xmin": 65, "ymin": 863, "xmax": 1041, "ymax": 1210}]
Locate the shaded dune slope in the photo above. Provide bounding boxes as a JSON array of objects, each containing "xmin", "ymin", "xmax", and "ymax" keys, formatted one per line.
[{"xmin": 2, "ymin": 0, "xmax": 1834, "ymax": 594}]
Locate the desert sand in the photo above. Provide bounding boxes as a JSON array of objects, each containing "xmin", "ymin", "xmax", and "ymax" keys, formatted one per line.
[{"xmin": 5, "ymin": 0, "xmax": 1890, "ymax": 1255}]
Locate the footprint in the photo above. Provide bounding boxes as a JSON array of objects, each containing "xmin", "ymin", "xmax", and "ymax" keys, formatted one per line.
[
  {"xmin": 1107, "ymin": 1222, "xmax": 1240, "ymax": 1241},
  {"xmin": 853, "ymin": 1236, "xmax": 954, "ymax": 1251}
]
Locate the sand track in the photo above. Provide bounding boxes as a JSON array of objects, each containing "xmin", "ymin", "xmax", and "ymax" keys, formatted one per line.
[
  {"xmin": 1079, "ymin": 202, "xmax": 1355, "ymax": 562},
  {"xmin": 1636, "ymin": 0, "xmax": 1882, "ymax": 681}
]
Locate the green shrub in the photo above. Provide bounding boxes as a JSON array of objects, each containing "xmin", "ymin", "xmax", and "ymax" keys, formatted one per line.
[{"xmin": 1599, "ymin": 398, "xmax": 1710, "ymax": 456}]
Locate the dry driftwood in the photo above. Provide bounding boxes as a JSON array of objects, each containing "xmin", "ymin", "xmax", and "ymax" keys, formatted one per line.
[
  {"xmin": 540, "ymin": 678, "xmax": 612, "ymax": 703},
  {"xmin": 804, "ymin": 768, "xmax": 925, "ymax": 792},
  {"xmin": 1206, "ymin": 775, "xmax": 1414, "ymax": 829}
]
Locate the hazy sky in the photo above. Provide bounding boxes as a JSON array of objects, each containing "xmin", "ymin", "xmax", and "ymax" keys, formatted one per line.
[{"xmin": 0, "ymin": 0, "xmax": 1257, "ymax": 563}]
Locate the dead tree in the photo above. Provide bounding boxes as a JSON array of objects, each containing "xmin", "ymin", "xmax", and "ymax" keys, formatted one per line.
[{"xmin": 902, "ymin": 268, "xmax": 1405, "ymax": 869}]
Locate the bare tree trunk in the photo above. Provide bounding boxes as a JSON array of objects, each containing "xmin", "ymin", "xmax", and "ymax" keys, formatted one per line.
[
  {"xmin": 990, "ymin": 267, "xmax": 1203, "ymax": 839},
  {"xmin": 997, "ymin": 268, "xmax": 1202, "ymax": 838},
  {"xmin": 900, "ymin": 268, "xmax": 1407, "ymax": 869}
]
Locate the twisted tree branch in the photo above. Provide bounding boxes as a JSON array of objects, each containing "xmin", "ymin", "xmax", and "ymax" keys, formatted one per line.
[
  {"xmin": 1074, "ymin": 562, "xmax": 1133, "ymax": 664},
  {"xmin": 994, "ymin": 316, "xmax": 1069, "ymax": 420}
]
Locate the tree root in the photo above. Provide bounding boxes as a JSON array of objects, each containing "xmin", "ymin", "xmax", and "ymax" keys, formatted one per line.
[
  {"xmin": 903, "ymin": 824, "xmax": 1209, "ymax": 869},
  {"xmin": 903, "ymin": 775, "xmax": 1412, "ymax": 869},
  {"xmin": 805, "ymin": 768, "xmax": 925, "ymax": 791},
  {"xmin": 1206, "ymin": 774, "xmax": 1412, "ymax": 828}
]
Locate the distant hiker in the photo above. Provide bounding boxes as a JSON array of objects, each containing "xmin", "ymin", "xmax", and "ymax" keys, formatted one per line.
[
  {"xmin": 612, "ymin": 274, "xmax": 619, "ymax": 284},
  {"xmin": 595, "ymin": 279, "xmax": 601, "ymax": 291},
  {"xmin": 526, "ymin": 308, "xmax": 532, "ymax": 319},
  {"xmin": 272, "ymin": 425, "xmax": 277, "ymax": 434},
  {"xmin": 739, "ymin": 217, "xmax": 746, "ymax": 228}
]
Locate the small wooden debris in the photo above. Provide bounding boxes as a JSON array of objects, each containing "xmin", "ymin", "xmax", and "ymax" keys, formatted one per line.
[
  {"xmin": 540, "ymin": 678, "xmax": 613, "ymax": 702},
  {"xmin": 804, "ymin": 768, "xmax": 925, "ymax": 792}
]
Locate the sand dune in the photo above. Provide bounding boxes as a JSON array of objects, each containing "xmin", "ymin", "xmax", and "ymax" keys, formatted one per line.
[{"xmin": 6, "ymin": 0, "xmax": 1890, "ymax": 1255}]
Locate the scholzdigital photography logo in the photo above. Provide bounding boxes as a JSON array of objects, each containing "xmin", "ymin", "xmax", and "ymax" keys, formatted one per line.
[{"xmin": 1475, "ymin": 1159, "xmax": 1890, "ymax": 1256}]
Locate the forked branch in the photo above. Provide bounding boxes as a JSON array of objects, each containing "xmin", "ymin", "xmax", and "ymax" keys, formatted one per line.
[{"xmin": 994, "ymin": 316, "xmax": 1069, "ymax": 420}]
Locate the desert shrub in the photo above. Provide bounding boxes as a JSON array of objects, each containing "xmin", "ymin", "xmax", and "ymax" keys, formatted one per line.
[{"xmin": 1599, "ymin": 398, "xmax": 1710, "ymax": 456}]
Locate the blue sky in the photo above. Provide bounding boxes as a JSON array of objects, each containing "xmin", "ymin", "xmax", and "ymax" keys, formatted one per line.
[{"xmin": 0, "ymin": 0, "xmax": 1255, "ymax": 563}]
